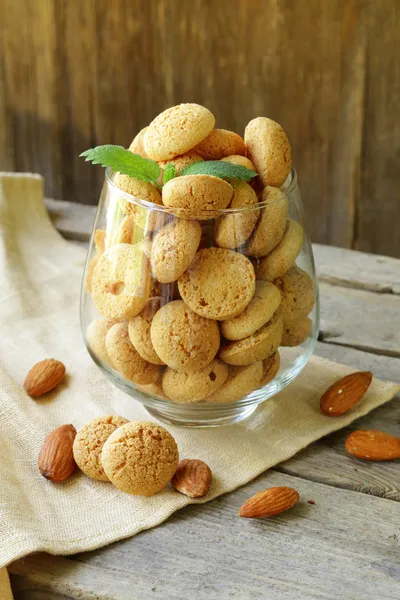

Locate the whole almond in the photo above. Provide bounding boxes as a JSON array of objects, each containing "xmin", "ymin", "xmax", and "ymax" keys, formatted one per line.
[
  {"xmin": 239, "ymin": 486, "xmax": 299, "ymax": 518},
  {"xmin": 38, "ymin": 424, "xmax": 77, "ymax": 482},
  {"xmin": 24, "ymin": 359, "xmax": 66, "ymax": 398},
  {"xmin": 345, "ymin": 430, "xmax": 400, "ymax": 461},
  {"xmin": 320, "ymin": 371, "xmax": 372, "ymax": 416},
  {"xmin": 171, "ymin": 459, "xmax": 212, "ymax": 498}
]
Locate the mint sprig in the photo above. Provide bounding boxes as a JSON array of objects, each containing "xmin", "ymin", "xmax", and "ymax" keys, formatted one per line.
[
  {"xmin": 162, "ymin": 163, "xmax": 176, "ymax": 185},
  {"xmin": 181, "ymin": 160, "xmax": 257, "ymax": 181}
]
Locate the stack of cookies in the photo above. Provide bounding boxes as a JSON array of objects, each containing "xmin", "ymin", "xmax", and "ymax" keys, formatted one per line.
[{"xmin": 85, "ymin": 104, "xmax": 315, "ymax": 405}]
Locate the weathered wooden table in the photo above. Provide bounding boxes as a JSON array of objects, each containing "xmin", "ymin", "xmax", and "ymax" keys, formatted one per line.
[{"xmin": 9, "ymin": 200, "xmax": 400, "ymax": 600}]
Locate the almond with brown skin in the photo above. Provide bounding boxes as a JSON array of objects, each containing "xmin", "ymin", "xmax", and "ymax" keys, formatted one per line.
[
  {"xmin": 345, "ymin": 430, "xmax": 400, "ymax": 461},
  {"xmin": 320, "ymin": 371, "xmax": 372, "ymax": 416},
  {"xmin": 24, "ymin": 359, "xmax": 66, "ymax": 398},
  {"xmin": 239, "ymin": 486, "xmax": 299, "ymax": 518},
  {"xmin": 171, "ymin": 459, "xmax": 212, "ymax": 498},
  {"xmin": 38, "ymin": 424, "xmax": 77, "ymax": 482}
]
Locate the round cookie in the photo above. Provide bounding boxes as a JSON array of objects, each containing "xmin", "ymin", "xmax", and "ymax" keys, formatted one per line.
[
  {"xmin": 85, "ymin": 229, "xmax": 106, "ymax": 293},
  {"xmin": 73, "ymin": 416, "xmax": 129, "ymax": 481},
  {"xmin": 114, "ymin": 173, "xmax": 162, "ymax": 207},
  {"xmin": 144, "ymin": 104, "xmax": 215, "ymax": 161},
  {"xmin": 259, "ymin": 351, "xmax": 281, "ymax": 386},
  {"xmin": 151, "ymin": 218, "xmax": 202, "ymax": 283},
  {"xmin": 101, "ymin": 421, "xmax": 179, "ymax": 496},
  {"xmin": 281, "ymin": 316, "xmax": 312, "ymax": 347},
  {"xmin": 244, "ymin": 186, "xmax": 288, "ymax": 257},
  {"xmin": 162, "ymin": 359, "xmax": 229, "ymax": 403},
  {"xmin": 92, "ymin": 243, "xmax": 152, "ymax": 320},
  {"xmin": 244, "ymin": 117, "xmax": 292, "ymax": 187},
  {"xmin": 178, "ymin": 248, "xmax": 256, "ymax": 320},
  {"xmin": 136, "ymin": 378, "xmax": 168, "ymax": 400},
  {"xmin": 206, "ymin": 361, "xmax": 263, "ymax": 404},
  {"xmin": 256, "ymin": 219, "xmax": 304, "ymax": 281},
  {"xmin": 221, "ymin": 155, "xmax": 256, "ymax": 171},
  {"xmin": 274, "ymin": 266, "xmax": 315, "ymax": 323},
  {"xmin": 106, "ymin": 322, "xmax": 160, "ymax": 384},
  {"xmin": 86, "ymin": 319, "xmax": 116, "ymax": 367},
  {"xmin": 150, "ymin": 300, "xmax": 220, "ymax": 373},
  {"xmin": 221, "ymin": 281, "xmax": 281, "ymax": 341},
  {"xmin": 194, "ymin": 129, "xmax": 245, "ymax": 160},
  {"xmin": 128, "ymin": 297, "xmax": 166, "ymax": 365},
  {"xmin": 158, "ymin": 151, "xmax": 203, "ymax": 176},
  {"xmin": 129, "ymin": 127, "xmax": 149, "ymax": 158},
  {"xmin": 219, "ymin": 312, "xmax": 283, "ymax": 366},
  {"xmin": 162, "ymin": 175, "xmax": 233, "ymax": 211},
  {"xmin": 214, "ymin": 181, "xmax": 259, "ymax": 249}
]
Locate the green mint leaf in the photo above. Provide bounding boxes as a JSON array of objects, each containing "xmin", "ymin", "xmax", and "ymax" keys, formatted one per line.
[
  {"xmin": 162, "ymin": 163, "xmax": 176, "ymax": 185},
  {"xmin": 80, "ymin": 145, "xmax": 161, "ymax": 184},
  {"xmin": 181, "ymin": 160, "xmax": 258, "ymax": 181}
]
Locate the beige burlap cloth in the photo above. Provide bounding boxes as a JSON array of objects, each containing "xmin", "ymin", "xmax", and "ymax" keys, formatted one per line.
[{"xmin": 1, "ymin": 173, "xmax": 399, "ymax": 595}]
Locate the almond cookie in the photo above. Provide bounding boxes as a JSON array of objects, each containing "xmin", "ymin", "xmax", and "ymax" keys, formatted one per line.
[
  {"xmin": 129, "ymin": 127, "xmax": 149, "ymax": 158},
  {"xmin": 214, "ymin": 181, "xmax": 259, "ymax": 249},
  {"xmin": 73, "ymin": 416, "xmax": 129, "ymax": 481},
  {"xmin": 221, "ymin": 281, "xmax": 281, "ymax": 341},
  {"xmin": 150, "ymin": 300, "xmax": 220, "ymax": 373},
  {"xmin": 194, "ymin": 129, "xmax": 245, "ymax": 160},
  {"xmin": 144, "ymin": 103, "xmax": 215, "ymax": 161},
  {"xmin": 162, "ymin": 359, "xmax": 229, "ymax": 403},
  {"xmin": 256, "ymin": 219, "xmax": 304, "ymax": 281},
  {"xmin": 151, "ymin": 218, "xmax": 202, "ymax": 283},
  {"xmin": 219, "ymin": 312, "xmax": 283, "ymax": 366},
  {"xmin": 128, "ymin": 297, "xmax": 166, "ymax": 365},
  {"xmin": 158, "ymin": 151, "xmax": 203, "ymax": 176},
  {"xmin": 101, "ymin": 421, "xmax": 179, "ymax": 496},
  {"xmin": 106, "ymin": 322, "xmax": 160, "ymax": 384},
  {"xmin": 114, "ymin": 173, "xmax": 162, "ymax": 208},
  {"xmin": 86, "ymin": 319, "xmax": 116, "ymax": 367},
  {"xmin": 178, "ymin": 248, "xmax": 256, "ymax": 320},
  {"xmin": 244, "ymin": 186, "xmax": 288, "ymax": 257},
  {"xmin": 162, "ymin": 175, "xmax": 233, "ymax": 211},
  {"xmin": 221, "ymin": 155, "xmax": 256, "ymax": 171},
  {"xmin": 85, "ymin": 229, "xmax": 107, "ymax": 293},
  {"xmin": 259, "ymin": 351, "xmax": 280, "ymax": 386},
  {"xmin": 136, "ymin": 375, "xmax": 168, "ymax": 400},
  {"xmin": 92, "ymin": 243, "xmax": 151, "ymax": 320},
  {"xmin": 206, "ymin": 361, "xmax": 263, "ymax": 404},
  {"xmin": 244, "ymin": 117, "xmax": 292, "ymax": 187},
  {"xmin": 274, "ymin": 266, "xmax": 315, "ymax": 323},
  {"xmin": 281, "ymin": 316, "xmax": 312, "ymax": 347}
]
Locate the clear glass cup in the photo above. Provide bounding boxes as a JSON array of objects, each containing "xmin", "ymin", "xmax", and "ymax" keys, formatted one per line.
[{"xmin": 80, "ymin": 168, "xmax": 319, "ymax": 427}]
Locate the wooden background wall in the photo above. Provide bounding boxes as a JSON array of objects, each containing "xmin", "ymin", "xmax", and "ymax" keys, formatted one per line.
[{"xmin": 1, "ymin": 0, "xmax": 399, "ymax": 257}]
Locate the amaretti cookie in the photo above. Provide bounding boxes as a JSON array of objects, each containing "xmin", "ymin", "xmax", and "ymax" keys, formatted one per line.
[
  {"xmin": 86, "ymin": 319, "xmax": 116, "ymax": 367},
  {"xmin": 274, "ymin": 266, "xmax": 315, "ymax": 323},
  {"xmin": 214, "ymin": 181, "xmax": 259, "ymax": 249},
  {"xmin": 162, "ymin": 359, "xmax": 229, "ymax": 403},
  {"xmin": 281, "ymin": 316, "xmax": 312, "ymax": 347},
  {"xmin": 206, "ymin": 361, "xmax": 263, "ymax": 404},
  {"xmin": 221, "ymin": 155, "xmax": 256, "ymax": 171},
  {"xmin": 85, "ymin": 229, "xmax": 107, "ymax": 293},
  {"xmin": 259, "ymin": 351, "xmax": 281, "ymax": 386},
  {"xmin": 151, "ymin": 218, "xmax": 201, "ymax": 283},
  {"xmin": 244, "ymin": 186, "xmax": 288, "ymax": 257},
  {"xmin": 158, "ymin": 151, "xmax": 203, "ymax": 176},
  {"xmin": 162, "ymin": 175, "xmax": 233, "ymax": 211},
  {"xmin": 256, "ymin": 219, "xmax": 304, "ymax": 281},
  {"xmin": 129, "ymin": 127, "xmax": 149, "ymax": 158},
  {"xmin": 195, "ymin": 128, "xmax": 245, "ymax": 160},
  {"xmin": 128, "ymin": 297, "xmax": 166, "ymax": 365}
]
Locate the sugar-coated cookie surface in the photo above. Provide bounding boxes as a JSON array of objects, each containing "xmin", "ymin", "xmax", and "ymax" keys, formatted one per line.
[
  {"xmin": 151, "ymin": 218, "xmax": 201, "ymax": 283},
  {"xmin": 86, "ymin": 319, "xmax": 116, "ymax": 367},
  {"xmin": 244, "ymin": 186, "xmax": 288, "ymax": 257},
  {"xmin": 101, "ymin": 421, "xmax": 179, "ymax": 496},
  {"xmin": 178, "ymin": 248, "xmax": 256, "ymax": 320},
  {"xmin": 256, "ymin": 219, "xmax": 304, "ymax": 281},
  {"xmin": 214, "ymin": 181, "xmax": 259, "ymax": 249},
  {"xmin": 128, "ymin": 297, "xmax": 166, "ymax": 365},
  {"xmin": 206, "ymin": 361, "xmax": 263, "ymax": 404},
  {"xmin": 281, "ymin": 316, "xmax": 312, "ymax": 347},
  {"xmin": 274, "ymin": 266, "xmax": 315, "ymax": 323},
  {"xmin": 162, "ymin": 174, "xmax": 233, "ymax": 211},
  {"xmin": 162, "ymin": 359, "xmax": 229, "ymax": 403},
  {"xmin": 245, "ymin": 117, "xmax": 292, "ymax": 187},
  {"xmin": 129, "ymin": 127, "xmax": 149, "ymax": 158},
  {"xmin": 195, "ymin": 129, "xmax": 245, "ymax": 160},
  {"xmin": 73, "ymin": 416, "xmax": 129, "ymax": 481},
  {"xmin": 144, "ymin": 104, "xmax": 215, "ymax": 161},
  {"xmin": 260, "ymin": 351, "xmax": 281, "ymax": 386}
]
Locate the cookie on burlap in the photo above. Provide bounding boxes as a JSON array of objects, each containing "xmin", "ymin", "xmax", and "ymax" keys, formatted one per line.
[
  {"xmin": 158, "ymin": 151, "xmax": 203, "ymax": 176},
  {"xmin": 221, "ymin": 281, "xmax": 281, "ymax": 341},
  {"xmin": 259, "ymin": 351, "xmax": 280, "ymax": 386},
  {"xmin": 150, "ymin": 300, "xmax": 220, "ymax": 373},
  {"xmin": 162, "ymin": 359, "xmax": 229, "ymax": 403},
  {"xmin": 106, "ymin": 322, "xmax": 160, "ymax": 384},
  {"xmin": 244, "ymin": 117, "xmax": 292, "ymax": 187},
  {"xmin": 244, "ymin": 186, "xmax": 288, "ymax": 257},
  {"xmin": 162, "ymin": 175, "xmax": 233, "ymax": 211},
  {"xmin": 214, "ymin": 181, "xmax": 259, "ymax": 249},
  {"xmin": 144, "ymin": 104, "xmax": 215, "ymax": 161},
  {"xmin": 73, "ymin": 416, "xmax": 129, "ymax": 481},
  {"xmin": 219, "ymin": 312, "xmax": 283, "ymax": 366},
  {"xmin": 274, "ymin": 266, "xmax": 315, "ymax": 323},
  {"xmin": 206, "ymin": 361, "xmax": 263, "ymax": 404},
  {"xmin": 194, "ymin": 129, "xmax": 245, "ymax": 160},
  {"xmin": 101, "ymin": 421, "xmax": 179, "ymax": 496},
  {"xmin": 151, "ymin": 218, "xmax": 202, "ymax": 283},
  {"xmin": 281, "ymin": 316, "xmax": 312, "ymax": 347},
  {"xmin": 178, "ymin": 248, "xmax": 256, "ymax": 320},
  {"xmin": 221, "ymin": 155, "xmax": 256, "ymax": 171},
  {"xmin": 86, "ymin": 319, "xmax": 116, "ymax": 367},
  {"xmin": 256, "ymin": 219, "xmax": 304, "ymax": 282},
  {"xmin": 128, "ymin": 297, "xmax": 166, "ymax": 365},
  {"xmin": 129, "ymin": 127, "xmax": 149, "ymax": 158}
]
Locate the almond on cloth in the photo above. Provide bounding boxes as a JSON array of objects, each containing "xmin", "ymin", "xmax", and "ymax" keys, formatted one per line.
[
  {"xmin": 320, "ymin": 371, "xmax": 372, "ymax": 416},
  {"xmin": 171, "ymin": 459, "xmax": 212, "ymax": 498},
  {"xmin": 24, "ymin": 359, "xmax": 66, "ymax": 398},
  {"xmin": 345, "ymin": 430, "xmax": 400, "ymax": 461},
  {"xmin": 38, "ymin": 424, "xmax": 77, "ymax": 482},
  {"xmin": 239, "ymin": 486, "xmax": 299, "ymax": 518}
]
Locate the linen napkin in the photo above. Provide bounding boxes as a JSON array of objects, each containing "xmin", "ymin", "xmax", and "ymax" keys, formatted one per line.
[{"xmin": 1, "ymin": 173, "xmax": 398, "ymax": 587}]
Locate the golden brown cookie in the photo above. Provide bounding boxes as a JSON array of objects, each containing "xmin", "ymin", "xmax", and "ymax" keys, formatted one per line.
[
  {"xmin": 178, "ymin": 248, "xmax": 256, "ymax": 320},
  {"xmin": 158, "ymin": 151, "xmax": 203, "ymax": 176},
  {"xmin": 86, "ymin": 319, "xmax": 116, "ymax": 367},
  {"xmin": 129, "ymin": 127, "xmax": 149, "ymax": 157},
  {"xmin": 106, "ymin": 322, "xmax": 160, "ymax": 384},
  {"xmin": 85, "ymin": 229, "xmax": 107, "ymax": 293},
  {"xmin": 136, "ymin": 377, "xmax": 168, "ymax": 400},
  {"xmin": 259, "ymin": 351, "xmax": 280, "ymax": 386},
  {"xmin": 162, "ymin": 359, "xmax": 229, "ymax": 403},
  {"xmin": 128, "ymin": 297, "xmax": 166, "ymax": 365},
  {"xmin": 221, "ymin": 155, "xmax": 256, "ymax": 171},
  {"xmin": 219, "ymin": 312, "xmax": 283, "ymax": 366},
  {"xmin": 114, "ymin": 173, "xmax": 162, "ymax": 207},
  {"xmin": 281, "ymin": 316, "xmax": 312, "ymax": 347},
  {"xmin": 116, "ymin": 215, "xmax": 148, "ymax": 245},
  {"xmin": 274, "ymin": 266, "xmax": 315, "ymax": 323},
  {"xmin": 256, "ymin": 219, "xmax": 304, "ymax": 281},
  {"xmin": 94, "ymin": 229, "xmax": 107, "ymax": 253},
  {"xmin": 73, "ymin": 416, "xmax": 129, "ymax": 481},
  {"xmin": 144, "ymin": 104, "xmax": 215, "ymax": 161},
  {"xmin": 206, "ymin": 361, "xmax": 263, "ymax": 404},
  {"xmin": 150, "ymin": 300, "xmax": 220, "ymax": 373},
  {"xmin": 221, "ymin": 281, "xmax": 281, "ymax": 341},
  {"xmin": 162, "ymin": 175, "xmax": 233, "ymax": 211},
  {"xmin": 151, "ymin": 218, "xmax": 202, "ymax": 283},
  {"xmin": 92, "ymin": 243, "xmax": 152, "ymax": 320},
  {"xmin": 244, "ymin": 186, "xmax": 288, "ymax": 257},
  {"xmin": 244, "ymin": 117, "xmax": 292, "ymax": 187},
  {"xmin": 101, "ymin": 421, "xmax": 179, "ymax": 496},
  {"xmin": 214, "ymin": 181, "xmax": 259, "ymax": 249},
  {"xmin": 194, "ymin": 129, "xmax": 245, "ymax": 160}
]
